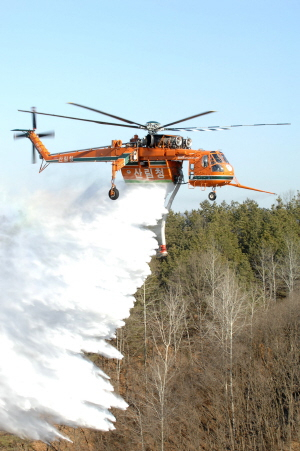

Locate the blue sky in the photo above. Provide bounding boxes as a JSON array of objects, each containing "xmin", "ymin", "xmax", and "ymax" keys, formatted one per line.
[{"xmin": 1, "ymin": 0, "xmax": 299, "ymax": 211}]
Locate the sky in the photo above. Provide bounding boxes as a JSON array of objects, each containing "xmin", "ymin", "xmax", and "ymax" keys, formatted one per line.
[
  {"xmin": 0, "ymin": 0, "xmax": 299, "ymax": 211},
  {"xmin": 0, "ymin": 0, "xmax": 299, "ymax": 441}
]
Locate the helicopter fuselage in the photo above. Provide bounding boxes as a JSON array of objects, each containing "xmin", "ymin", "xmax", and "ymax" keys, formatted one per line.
[{"xmin": 26, "ymin": 130, "xmax": 234, "ymax": 191}]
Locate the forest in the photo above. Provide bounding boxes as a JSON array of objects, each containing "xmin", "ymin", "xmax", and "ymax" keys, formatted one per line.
[{"xmin": 3, "ymin": 192, "xmax": 300, "ymax": 451}]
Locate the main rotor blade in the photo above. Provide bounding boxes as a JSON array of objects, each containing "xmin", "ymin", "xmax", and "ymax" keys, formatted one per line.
[
  {"xmin": 18, "ymin": 110, "xmax": 145, "ymax": 130},
  {"xmin": 68, "ymin": 102, "xmax": 145, "ymax": 127},
  {"xmin": 230, "ymin": 123, "xmax": 291, "ymax": 127},
  {"xmin": 165, "ymin": 123, "xmax": 291, "ymax": 132},
  {"xmin": 160, "ymin": 111, "xmax": 216, "ymax": 128}
]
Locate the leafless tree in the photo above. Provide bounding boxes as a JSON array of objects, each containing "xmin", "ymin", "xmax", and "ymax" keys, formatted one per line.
[
  {"xmin": 278, "ymin": 234, "xmax": 300, "ymax": 294},
  {"xmin": 255, "ymin": 244, "xmax": 279, "ymax": 304},
  {"xmin": 206, "ymin": 267, "xmax": 249, "ymax": 449},
  {"xmin": 146, "ymin": 287, "xmax": 187, "ymax": 451}
]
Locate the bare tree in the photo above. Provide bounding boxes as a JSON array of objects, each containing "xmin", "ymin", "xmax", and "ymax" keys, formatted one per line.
[
  {"xmin": 206, "ymin": 267, "xmax": 249, "ymax": 449},
  {"xmin": 174, "ymin": 247, "xmax": 225, "ymax": 353},
  {"xmin": 134, "ymin": 274, "xmax": 158, "ymax": 366},
  {"xmin": 255, "ymin": 244, "xmax": 279, "ymax": 304},
  {"xmin": 146, "ymin": 287, "xmax": 187, "ymax": 451},
  {"xmin": 278, "ymin": 234, "xmax": 300, "ymax": 294}
]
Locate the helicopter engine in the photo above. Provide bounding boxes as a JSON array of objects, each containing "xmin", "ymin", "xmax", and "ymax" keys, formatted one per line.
[{"xmin": 144, "ymin": 134, "xmax": 192, "ymax": 149}]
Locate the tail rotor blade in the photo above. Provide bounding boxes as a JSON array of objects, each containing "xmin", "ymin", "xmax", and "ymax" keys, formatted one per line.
[
  {"xmin": 14, "ymin": 133, "xmax": 27, "ymax": 139},
  {"xmin": 32, "ymin": 107, "xmax": 37, "ymax": 130},
  {"xmin": 38, "ymin": 131, "xmax": 55, "ymax": 138},
  {"xmin": 32, "ymin": 144, "xmax": 36, "ymax": 164}
]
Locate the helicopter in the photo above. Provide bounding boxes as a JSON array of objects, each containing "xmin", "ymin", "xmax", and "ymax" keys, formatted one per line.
[{"xmin": 13, "ymin": 103, "xmax": 290, "ymax": 256}]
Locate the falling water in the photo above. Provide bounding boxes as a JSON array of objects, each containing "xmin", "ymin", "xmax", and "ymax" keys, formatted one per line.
[{"xmin": 0, "ymin": 181, "xmax": 167, "ymax": 441}]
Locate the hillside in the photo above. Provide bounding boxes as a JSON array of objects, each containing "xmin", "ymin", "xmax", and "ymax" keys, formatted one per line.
[{"xmin": 1, "ymin": 193, "xmax": 300, "ymax": 451}]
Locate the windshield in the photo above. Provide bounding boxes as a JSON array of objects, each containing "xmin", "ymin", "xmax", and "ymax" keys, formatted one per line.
[
  {"xmin": 210, "ymin": 152, "xmax": 223, "ymax": 163},
  {"xmin": 211, "ymin": 164, "xmax": 224, "ymax": 172},
  {"xmin": 220, "ymin": 152, "xmax": 230, "ymax": 164}
]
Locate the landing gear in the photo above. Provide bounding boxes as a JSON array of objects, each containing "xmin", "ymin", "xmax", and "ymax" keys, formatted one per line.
[
  {"xmin": 208, "ymin": 191, "xmax": 216, "ymax": 201},
  {"xmin": 108, "ymin": 187, "xmax": 119, "ymax": 200}
]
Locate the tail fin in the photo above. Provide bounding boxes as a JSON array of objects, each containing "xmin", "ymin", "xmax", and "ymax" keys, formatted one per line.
[
  {"xmin": 13, "ymin": 129, "xmax": 53, "ymax": 163},
  {"xmin": 27, "ymin": 131, "xmax": 52, "ymax": 161}
]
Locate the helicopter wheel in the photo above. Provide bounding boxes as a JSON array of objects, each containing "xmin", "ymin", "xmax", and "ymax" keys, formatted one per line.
[
  {"xmin": 108, "ymin": 187, "xmax": 119, "ymax": 200},
  {"xmin": 208, "ymin": 191, "xmax": 217, "ymax": 201}
]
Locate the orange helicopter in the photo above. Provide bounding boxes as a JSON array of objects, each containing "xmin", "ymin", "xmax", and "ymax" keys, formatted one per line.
[{"xmin": 13, "ymin": 104, "xmax": 290, "ymax": 256}]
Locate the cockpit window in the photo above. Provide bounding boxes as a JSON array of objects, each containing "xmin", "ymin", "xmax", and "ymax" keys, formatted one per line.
[
  {"xmin": 220, "ymin": 152, "xmax": 229, "ymax": 163},
  {"xmin": 211, "ymin": 164, "xmax": 224, "ymax": 172},
  {"xmin": 210, "ymin": 152, "xmax": 223, "ymax": 163}
]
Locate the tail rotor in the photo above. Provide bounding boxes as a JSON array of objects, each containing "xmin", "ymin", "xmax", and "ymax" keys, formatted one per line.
[
  {"xmin": 32, "ymin": 106, "xmax": 37, "ymax": 131},
  {"xmin": 14, "ymin": 107, "xmax": 54, "ymax": 164}
]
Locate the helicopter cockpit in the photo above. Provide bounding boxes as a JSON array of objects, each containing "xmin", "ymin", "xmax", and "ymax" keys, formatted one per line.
[{"xmin": 210, "ymin": 151, "xmax": 232, "ymax": 172}]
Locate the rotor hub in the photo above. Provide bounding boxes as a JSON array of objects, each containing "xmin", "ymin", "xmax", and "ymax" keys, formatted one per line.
[{"xmin": 145, "ymin": 121, "xmax": 162, "ymax": 134}]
